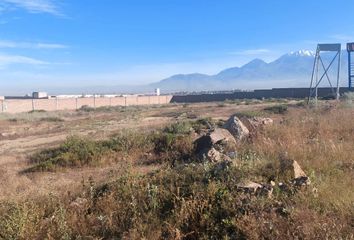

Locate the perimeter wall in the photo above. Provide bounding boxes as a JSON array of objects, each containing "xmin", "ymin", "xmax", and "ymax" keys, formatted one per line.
[
  {"xmin": 170, "ymin": 87, "xmax": 352, "ymax": 103},
  {"xmin": 0, "ymin": 88, "xmax": 353, "ymax": 114},
  {"xmin": 0, "ymin": 95, "xmax": 173, "ymax": 114}
]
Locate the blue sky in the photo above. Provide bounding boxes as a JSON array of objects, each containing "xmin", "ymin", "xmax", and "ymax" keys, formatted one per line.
[{"xmin": 0, "ymin": 0, "xmax": 354, "ymax": 94}]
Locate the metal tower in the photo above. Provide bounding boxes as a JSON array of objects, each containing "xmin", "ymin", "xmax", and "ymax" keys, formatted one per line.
[
  {"xmin": 308, "ymin": 43, "xmax": 341, "ymax": 104},
  {"xmin": 347, "ymin": 42, "xmax": 354, "ymax": 89}
]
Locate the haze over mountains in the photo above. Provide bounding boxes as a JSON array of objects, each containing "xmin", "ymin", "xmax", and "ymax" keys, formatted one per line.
[
  {"xmin": 2, "ymin": 50, "xmax": 348, "ymax": 96},
  {"xmin": 150, "ymin": 50, "xmax": 348, "ymax": 92}
]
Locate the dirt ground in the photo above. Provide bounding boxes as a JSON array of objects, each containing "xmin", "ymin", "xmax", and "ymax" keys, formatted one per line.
[{"xmin": 0, "ymin": 101, "xmax": 282, "ymax": 201}]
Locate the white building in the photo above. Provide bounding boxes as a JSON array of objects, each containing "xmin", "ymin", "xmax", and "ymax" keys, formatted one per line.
[
  {"xmin": 155, "ymin": 88, "xmax": 161, "ymax": 96},
  {"xmin": 32, "ymin": 92, "xmax": 48, "ymax": 99}
]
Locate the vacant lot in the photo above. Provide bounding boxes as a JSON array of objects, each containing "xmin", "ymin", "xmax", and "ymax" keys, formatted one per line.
[{"xmin": 0, "ymin": 99, "xmax": 353, "ymax": 239}]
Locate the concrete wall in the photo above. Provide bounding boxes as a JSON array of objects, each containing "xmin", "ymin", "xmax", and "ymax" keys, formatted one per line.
[
  {"xmin": 170, "ymin": 88, "xmax": 353, "ymax": 103},
  {"xmin": 0, "ymin": 95, "xmax": 172, "ymax": 114},
  {"xmin": 0, "ymin": 88, "xmax": 352, "ymax": 114}
]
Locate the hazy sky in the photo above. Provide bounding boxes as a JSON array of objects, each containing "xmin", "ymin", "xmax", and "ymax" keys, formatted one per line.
[{"xmin": 0, "ymin": 0, "xmax": 354, "ymax": 93}]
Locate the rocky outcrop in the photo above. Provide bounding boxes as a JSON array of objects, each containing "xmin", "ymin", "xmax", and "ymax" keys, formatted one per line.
[
  {"xmin": 209, "ymin": 128, "xmax": 237, "ymax": 145},
  {"xmin": 194, "ymin": 128, "xmax": 237, "ymax": 162},
  {"xmin": 223, "ymin": 115, "xmax": 249, "ymax": 141}
]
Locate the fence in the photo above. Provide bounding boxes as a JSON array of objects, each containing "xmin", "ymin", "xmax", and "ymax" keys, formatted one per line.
[{"xmin": 0, "ymin": 95, "xmax": 173, "ymax": 114}]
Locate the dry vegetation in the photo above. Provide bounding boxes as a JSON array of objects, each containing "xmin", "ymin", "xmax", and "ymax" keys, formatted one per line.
[{"xmin": 0, "ymin": 99, "xmax": 353, "ymax": 239}]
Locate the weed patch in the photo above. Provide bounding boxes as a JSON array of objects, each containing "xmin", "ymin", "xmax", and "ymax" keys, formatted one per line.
[{"xmin": 264, "ymin": 104, "xmax": 288, "ymax": 114}]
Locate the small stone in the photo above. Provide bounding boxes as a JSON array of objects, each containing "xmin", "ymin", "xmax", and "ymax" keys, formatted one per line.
[
  {"xmin": 292, "ymin": 176, "xmax": 311, "ymax": 186},
  {"xmin": 237, "ymin": 180, "xmax": 263, "ymax": 193},
  {"xmin": 258, "ymin": 184, "xmax": 274, "ymax": 198},
  {"xmin": 292, "ymin": 160, "xmax": 307, "ymax": 179},
  {"xmin": 278, "ymin": 182, "xmax": 291, "ymax": 193}
]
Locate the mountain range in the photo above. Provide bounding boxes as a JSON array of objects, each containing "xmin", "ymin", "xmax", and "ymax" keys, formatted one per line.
[
  {"xmin": 150, "ymin": 50, "xmax": 348, "ymax": 92},
  {"xmin": 7, "ymin": 50, "xmax": 347, "ymax": 96}
]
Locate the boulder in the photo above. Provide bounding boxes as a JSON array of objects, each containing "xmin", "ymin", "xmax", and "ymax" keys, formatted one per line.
[
  {"xmin": 209, "ymin": 128, "xmax": 237, "ymax": 145},
  {"xmin": 223, "ymin": 115, "xmax": 249, "ymax": 141},
  {"xmin": 280, "ymin": 155, "xmax": 311, "ymax": 186},
  {"xmin": 194, "ymin": 135, "xmax": 213, "ymax": 153},
  {"xmin": 194, "ymin": 128, "xmax": 237, "ymax": 161}
]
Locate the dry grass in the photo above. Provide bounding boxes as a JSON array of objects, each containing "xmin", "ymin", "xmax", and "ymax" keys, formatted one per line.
[
  {"xmin": 251, "ymin": 105, "xmax": 354, "ymax": 214},
  {"xmin": 0, "ymin": 100, "xmax": 353, "ymax": 239}
]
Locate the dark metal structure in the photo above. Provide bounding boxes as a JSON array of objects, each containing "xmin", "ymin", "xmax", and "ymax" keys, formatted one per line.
[
  {"xmin": 347, "ymin": 42, "xmax": 354, "ymax": 89},
  {"xmin": 308, "ymin": 43, "xmax": 341, "ymax": 103}
]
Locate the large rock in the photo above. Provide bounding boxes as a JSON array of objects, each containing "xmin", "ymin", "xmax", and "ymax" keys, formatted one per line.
[
  {"xmin": 195, "ymin": 128, "xmax": 237, "ymax": 153},
  {"xmin": 194, "ymin": 127, "xmax": 238, "ymax": 163},
  {"xmin": 223, "ymin": 115, "xmax": 249, "ymax": 141},
  {"xmin": 280, "ymin": 155, "xmax": 310, "ymax": 186},
  {"xmin": 209, "ymin": 128, "xmax": 237, "ymax": 145},
  {"xmin": 194, "ymin": 135, "xmax": 213, "ymax": 153}
]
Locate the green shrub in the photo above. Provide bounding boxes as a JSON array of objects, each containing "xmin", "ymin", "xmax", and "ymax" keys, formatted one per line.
[
  {"xmin": 295, "ymin": 100, "xmax": 306, "ymax": 107},
  {"xmin": 191, "ymin": 118, "xmax": 214, "ymax": 133},
  {"xmin": 28, "ymin": 109, "xmax": 46, "ymax": 113},
  {"xmin": 163, "ymin": 121, "xmax": 192, "ymax": 135},
  {"xmin": 264, "ymin": 104, "xmax": 288, "ymax": 114},
  {"xmin": 217, "ymin": 103, "xmax": 226, "ymax": 107},
  {"xmin": 342, "ymin": 92, "xmax": 354, "ymax": 107},
  {"xmin": 39, "ymin": 117, "xmax": 64, "ymax": 122},
  {"xmin": 0, "ymin": 202, "xmax": 42, "ymax": 239},
  {"xmin": 78, "ymin": 105, "xmax": 95, "ymax": 112},
  {"xmin": 153, "ymin": 133, "xmax": 194, "ymax": 164},
  {"xmin": 26, "ymin": 136, "xmax": 107, "ymax": 172},
  {"xmin": 102, "ymin": 131, "xmax": 152, "ymax": 153},
  {"xmin": 25, "ymin": 131, "xmax": 156, "ymax": 172}
]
